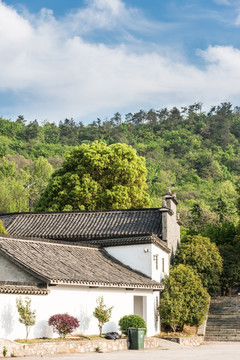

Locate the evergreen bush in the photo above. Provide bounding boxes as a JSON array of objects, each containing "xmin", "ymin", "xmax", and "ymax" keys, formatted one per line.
[
  {"xmin": 159, "ymin": 264, "xmax": 209, "ymax": 332},
  {"xmin": 118, "ymin": 315, "xmax": 147, "ymax": 336}
]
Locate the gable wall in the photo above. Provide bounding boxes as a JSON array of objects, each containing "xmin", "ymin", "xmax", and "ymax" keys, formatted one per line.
[
  {"xmin": 0, "ymin": 254, "xmax": 40, "ymax": 283},
  {"xmin": 105, "ymin": 244, "xmax": 168, "ymax": 281},
  {"xmin": 151, "ymin": 244, "xmax": 169, "ymax": 282}
]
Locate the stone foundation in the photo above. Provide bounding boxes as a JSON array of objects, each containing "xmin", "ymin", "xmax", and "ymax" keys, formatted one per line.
[
  {"xmin": 160, "ymin": 336, "xmax": 204, "ymax": 346},
  {"xmin": 0, "ymin": 336, "xmax": 203, "ymax": 357},
  {"xmin": 0, "ymin": 337, "xmax": 169, "ymax": 357}
]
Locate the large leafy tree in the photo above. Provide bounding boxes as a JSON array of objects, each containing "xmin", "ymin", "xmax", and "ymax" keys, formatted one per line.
[
  {"xmin": 35, "ymin": 141, "xmax": 150, "ymax": 211},
  {"xmin": 218, "ymin": 241, "xmax": 240, "ymax": 296},
  {"xmin": 0, "ymin": 157, "xmax": 30, "ymax": 213},
  {"xmin": 174, "ymin": 235, "xmax": 223, "ymax": 296},
  {"xmin": 159, "ymin": 264, "xmax": 209, "ymax": 332},
  {"xmin": 27, "ymin": 157, "xmax": 53, "ymax": 211}
]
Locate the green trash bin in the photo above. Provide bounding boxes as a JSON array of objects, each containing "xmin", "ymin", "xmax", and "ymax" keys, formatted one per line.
[{"xmin": 128, "ymin": 328, "xmax": 145, "ymax": 349}]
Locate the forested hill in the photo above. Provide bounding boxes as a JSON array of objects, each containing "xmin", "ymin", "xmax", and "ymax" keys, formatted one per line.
[{"xmin": 0, "ymin": 102, "xmax": 240, "ymax": 228}]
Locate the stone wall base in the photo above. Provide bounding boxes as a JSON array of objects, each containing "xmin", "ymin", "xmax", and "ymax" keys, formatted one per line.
[
  {"xmin": 160, "ymin": 336, "xmax": 204, "ymax": 346},
  {"xmin": 0, "ymin": 337, "xmax": 170, "ymax": 357}
]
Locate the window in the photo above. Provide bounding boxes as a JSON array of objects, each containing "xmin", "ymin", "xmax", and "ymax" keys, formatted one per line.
[
  {"xmin": 162, "ymin": 258, "xmax": 165, "ymax": 272},
  {"xmin": 153, "ymin": 254, "xmax": 159, "ymax": 270}
]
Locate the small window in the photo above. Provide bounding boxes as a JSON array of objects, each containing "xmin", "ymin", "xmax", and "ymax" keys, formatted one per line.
[
  {"xmin": 153, "ymin": 254, "xmax": 159, "ymax": 270},
  {"xmin": 155, "ymin": 296, "xmax": 159, "ymax": 322},
  {"xmin": 162, "ymin": 258, "xmax": 165, "ymax": 272}
]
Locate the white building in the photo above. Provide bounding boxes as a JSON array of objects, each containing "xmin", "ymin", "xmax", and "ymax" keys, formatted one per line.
[{"xmin": 0, "ymin": 189, "xmax": 181, "ymax": 340}]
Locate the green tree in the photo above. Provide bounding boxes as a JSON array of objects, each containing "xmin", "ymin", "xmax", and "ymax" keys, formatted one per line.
[
  {"xmin": 35, "ymin": 141, "xmax": 150, "ymax": 211},
  {"xmin": 0, "ymin": 220, "xmax": 8, "ymax": 234},
  {"xmin": 218, "ymin": 242, "xmax": 240, "ymax": 295},
  {"xmin": 16, "ymin": 297, "xmax": 36, "ymax": 341},
  {"xmin": 174, "ymin": 235, "xmax": 223, "ymax": 296},
  {"xmin": 0, "ymin": 158, "xmax": 30, "ymax": 213},
  {"xmin": 27, "ymin": 157, "xmax": 53, "ymax": 211},
  {"xmin": 159, "ymin": 264, "xmax": 209, "ymax": 332},
  {"xmin": 93, "ymin": 296, "xmax": 113, "ymax": 336}
]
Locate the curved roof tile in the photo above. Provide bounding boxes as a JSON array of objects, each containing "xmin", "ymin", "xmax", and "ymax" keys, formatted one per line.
[
  {"xmin": 0, "ymin": 209, "xmax": 163, "ymax": 240},
  {"xmin": 0, "ymin": 236, "xmax": 163, "ymax": 290}
]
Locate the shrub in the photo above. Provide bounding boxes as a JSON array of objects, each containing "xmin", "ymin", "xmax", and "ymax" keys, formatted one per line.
[
  {"xmin": 93, "ymin": 296, "xmax": 113, "ymax": 336},
  {"xmin": 0, "ymin": 220, "xmax": 8, "ymax": 234},
  {"xmin": 118, "ymin": 315, "xmax": 147, "ymax": 336},
  {"xmin": 16, "ymin": 297, "xmax": 36, "ymax": 341},
  {"xmin": 174, "ymin": 235, "xmax": 223, "ymax": 296},
  {"xmin": 3, "ymin": 346, "xmax": 7, "ymax": 357},
  {"xmin": 48, "ymin": 314, "xmax": 79, "ymax": 338},
  {"xmin": 159, "ymin": 264, "xmax": 209, "ymax": 332}
]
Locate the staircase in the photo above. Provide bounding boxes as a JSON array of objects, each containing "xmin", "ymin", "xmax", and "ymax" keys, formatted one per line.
[{"xmin": 205, "ymin": 296, "xmax": 240, "ymax": 341}]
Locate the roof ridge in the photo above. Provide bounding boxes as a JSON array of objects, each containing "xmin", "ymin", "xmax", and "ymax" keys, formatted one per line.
[{"xmin": 0, "ymin": 207, "xmax": 161, "ymax": 216}]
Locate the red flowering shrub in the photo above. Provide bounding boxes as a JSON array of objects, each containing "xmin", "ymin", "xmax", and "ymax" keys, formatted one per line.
[{"xmin": 48, "ymin": 314, "xmax": 79, "ymax": 338}]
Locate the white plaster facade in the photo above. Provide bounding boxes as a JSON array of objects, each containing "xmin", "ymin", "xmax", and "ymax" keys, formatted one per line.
[
  {"xmin": 0, "ymin": 285, "xmax": 160, "ymax": 340},
  {"xmin": 106, "ymin": 244, "xmax": 169, "ymax": 282},
  {"xmin": 0, "ymin": 189, "xmax": 181, "ymax": 341}
]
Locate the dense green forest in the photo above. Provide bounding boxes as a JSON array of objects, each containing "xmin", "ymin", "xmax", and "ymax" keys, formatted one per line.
[
  {"xmin": 1, "ymin": 102, "xmax": 239, "ymax": 226},
  {"xmin": 1, "ymin": 102, "xmax": 240, "ymax": 294}
]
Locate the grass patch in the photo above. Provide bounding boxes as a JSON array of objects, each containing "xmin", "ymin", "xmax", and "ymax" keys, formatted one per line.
[
  {"xmin": 14, "ymin": 334, "xmax": 107, "ymax": 344},
  {"xmin": 156, "ymin": 326, "xmax": 198, "ymax": 338}
]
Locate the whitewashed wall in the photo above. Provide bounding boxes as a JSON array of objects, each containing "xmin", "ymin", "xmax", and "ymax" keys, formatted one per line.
[
  {"xmin": 105, "ymin": 244, "xmax": 169, "ymax": 282},
  {"xmin": 151, "ymin": 244, "xmax": 169, "ymax": 282},
  {"xmin": 0, "ymin": 285, "xmax": 160, "ymax": 340}
]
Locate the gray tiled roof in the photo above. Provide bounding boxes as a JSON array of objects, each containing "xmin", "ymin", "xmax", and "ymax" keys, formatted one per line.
[
  {"xmin": 0, "ymin": 236, "xmax": 163, "ymax": 290},
  {"xmin": 80, "ymin": 235, "xmax": 170, "ymax": 253},
  {"xmin": 0, "ymin": 209, "xmax": 163, "ymax": 241},
  {"xmin": 0, "ymin": 282, "xmax": 49, "ymax": 295}
]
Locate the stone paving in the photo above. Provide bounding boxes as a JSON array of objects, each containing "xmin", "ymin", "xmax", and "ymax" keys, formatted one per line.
[{"xmin": 10, "ymin": 341, "xmax": 240, "ymax": 360}]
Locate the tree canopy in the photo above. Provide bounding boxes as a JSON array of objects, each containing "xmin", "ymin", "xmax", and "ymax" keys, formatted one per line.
[
  {"xmin": 159, "ymin": 264, "xmax": 209, "ymax": 332},
  {"xmin": 174, "ymin": 235, "xmax": 223, "ymax": 296},
  {"xmin": 0, "ymin": 102, "xmax": 240, "ymax": 224},
  {"xmin": 35, "ymin": 141, "xmax": 150, "ymax": 211}
]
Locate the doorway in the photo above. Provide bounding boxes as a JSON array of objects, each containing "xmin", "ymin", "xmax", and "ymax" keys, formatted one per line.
[{"xmin": 134, "ymin": 296, "xmax": 146, "ymax": 321}]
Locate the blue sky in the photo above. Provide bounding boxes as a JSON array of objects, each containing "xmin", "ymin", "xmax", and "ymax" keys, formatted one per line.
[{"xmin": 1, "ymin": 0, "xmax": 240, "ymax": 123}]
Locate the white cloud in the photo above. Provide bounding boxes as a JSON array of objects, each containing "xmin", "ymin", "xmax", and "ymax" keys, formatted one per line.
[
  {"xmin": 213, "ymin": 0, "xmax": 231, "ymax": 5},
  {"xmin": 1, "ymin": 0, "xmax": 240, "ymax": 122}
]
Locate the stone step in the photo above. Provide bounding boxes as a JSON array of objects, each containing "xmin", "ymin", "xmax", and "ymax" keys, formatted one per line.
[
  {"xmin": 204, "ymin": 336, "xmax": 240, "ymax": 342},
  {"xmin": 207, "ymin": 319, "xmax": 240, "ymax": 324},
  {"xmin": 205, "ymin": 297, "xmax": 240, "ymax": 341},
  {"xmin": 206, "ymin": 324, "xmax": 240, "ymax": 329},
  {"xmin": 206, "ymin": 327, "xmax": 240, "ymax": 331},
  {"xmin": 210, "ymin": 309, "xmax": 240, "ymax": 314},
  {"xmin": 205, "ymin": 335, "xmax": 240, "ymax": 341},
  {"xmin": 208, "ymin": 316, "xmax": 240, "ymax": 324},
  {"xmin": 207, "ymin": 321, "xmax": 240, "ymax": 329},
  {"xmin": 205, "ymin": 330, "xmax": 240, "ymax": 335},
  {"xmin": 207, "ymin": 316, "xmax": 240, "ymax": 320},
  {"xmin": 209, "ymin": 305, "xmax": 240, "ymax": 310},
  {"xmin": 209, "ymin": 309, "xmax": 240, "ymax": 314}
]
